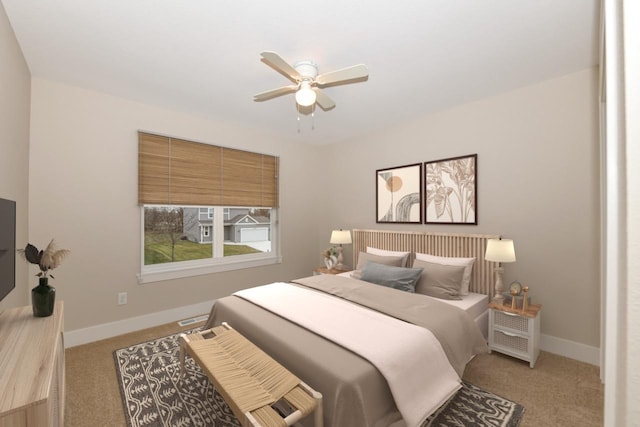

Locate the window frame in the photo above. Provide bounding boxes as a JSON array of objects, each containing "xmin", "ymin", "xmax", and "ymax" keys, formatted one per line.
[{"xmin": 138, "ymin": 205, "xmax": 281, "ymax": 284}]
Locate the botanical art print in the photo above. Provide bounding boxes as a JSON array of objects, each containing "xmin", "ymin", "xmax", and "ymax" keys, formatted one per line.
[
  {"xmin": 376, "ymin": 163, "xmax": 422, "ymax": 223},
  {"xmin": 425, "ymin": 154, "xmax": 477, "ymax": 224}
]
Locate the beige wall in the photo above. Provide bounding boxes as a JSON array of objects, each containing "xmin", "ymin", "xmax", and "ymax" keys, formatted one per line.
[
  {"xmin": 24, "ymin": 64, "xmax": 601, "ymax": 349},
  {"xmin": 0, "ymin": 2, "xmax": 30, "ymax": 310},
  {"xmin": 29, "ymin": 78, "xmax": 323, "ymax": 331},
  {"xmin": 321, "ymin": 68, "xmax": 600, "ymax": 348}
]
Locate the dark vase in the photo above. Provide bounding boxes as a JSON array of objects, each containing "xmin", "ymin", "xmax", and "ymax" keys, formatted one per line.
[{"xmin": 32, "ymin": 277, "xmax": 56, "ymax": 317}]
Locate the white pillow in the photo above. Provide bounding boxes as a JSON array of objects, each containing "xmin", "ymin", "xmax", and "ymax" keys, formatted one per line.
[
  {"xmin": 367, "ymin": 246, "xmax": 411, "ymax": 267},
  {"xmin": 414, "ymin": 252, "xmax": 475, "ymax": 295}
]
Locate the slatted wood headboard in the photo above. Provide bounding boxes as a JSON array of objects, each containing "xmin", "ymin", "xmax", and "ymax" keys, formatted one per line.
[{"xmin": 352, "ymin": 229, "xmax": 500, "ymax": 296}]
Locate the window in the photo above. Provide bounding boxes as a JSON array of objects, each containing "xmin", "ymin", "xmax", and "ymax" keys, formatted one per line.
[
  {"xmin": 138, "ymin": 133, "xmax": 279, "ymax": 283},
  {"xmin": 143, "ymin": 205, "xmax": 273, "ymax": 261}
]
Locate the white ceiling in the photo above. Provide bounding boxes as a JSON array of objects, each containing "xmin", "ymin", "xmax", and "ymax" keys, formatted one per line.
[{"xmin": 2, "ymin": 0, "xmax": 599, "ymax": 145}]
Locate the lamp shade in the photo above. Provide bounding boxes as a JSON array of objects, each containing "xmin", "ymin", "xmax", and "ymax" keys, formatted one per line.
[
  {"xmin": 485, "ymin": 239, "xmax": 516, "ymax": 263},
  {"xmin": 330, "ymin": 229, "xmax": 352, "ymax": 245}
]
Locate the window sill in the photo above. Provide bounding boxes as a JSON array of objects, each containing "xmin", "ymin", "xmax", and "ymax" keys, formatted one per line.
[{"xmin": 137, "ymin": 255, "xmax": 282, "ymax": 284}]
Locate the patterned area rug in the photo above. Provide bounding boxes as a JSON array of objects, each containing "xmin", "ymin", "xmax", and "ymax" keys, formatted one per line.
[{"xmin": 114, "ymin": 330, "xmax": 524, "ymax": 427}]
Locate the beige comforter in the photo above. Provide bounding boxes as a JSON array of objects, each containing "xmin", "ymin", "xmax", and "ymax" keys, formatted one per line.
[
  {"xmin": 203, "ymin": 274, "xmax": 487, "ymax": 427},
  {"xmin": 293, "ymin": 274, "xmax": 488, "ymax": 376}
]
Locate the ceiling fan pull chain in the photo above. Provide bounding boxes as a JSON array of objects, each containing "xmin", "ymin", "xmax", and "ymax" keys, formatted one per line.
[
  {"xmin": 311, "ymin": 108, "xmax": 315, "ymax": 130},
  {"xmin": 296, "ymin": 103, "xmax": 301, "ymax": 133}
]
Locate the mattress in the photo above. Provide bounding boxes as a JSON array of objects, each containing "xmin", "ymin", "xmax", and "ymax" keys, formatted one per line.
[
  {"xmin": 437, "ymin": 292, "xmax": 488, "ymax": 322},
  {"xmin": 426, "ymin": 292, "xmax": 489, "ymax": 340}
]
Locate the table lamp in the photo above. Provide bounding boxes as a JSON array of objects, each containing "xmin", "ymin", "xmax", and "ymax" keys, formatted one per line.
[
  {"xmin": 485, "ymin": 238, "xmax": 516, "ymax": 304},
  {"xmin": 330, "ymin": 229, "xmax": 352, "ymax": 270}
]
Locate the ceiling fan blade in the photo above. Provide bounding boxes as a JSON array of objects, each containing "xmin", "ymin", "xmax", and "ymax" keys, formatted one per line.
[
  {"xmin": 313, "ymin": 88, "xmax": 336, "ymax": 110},
  {"xmin": 254, "ymin": 85, "xmax": 298, "ymax": 102},
  {"xmin": 316, "ymin": 64, "xmax": 369, "ymax": 86},
  {"xmin": 260, "ymin": 51, "xmax": 301, "ymax": 82}
]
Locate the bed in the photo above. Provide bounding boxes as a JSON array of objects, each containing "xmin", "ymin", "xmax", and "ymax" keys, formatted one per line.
[{"xmin": 203, "ymin": 229, "xmax": 499, "ymax": 427}]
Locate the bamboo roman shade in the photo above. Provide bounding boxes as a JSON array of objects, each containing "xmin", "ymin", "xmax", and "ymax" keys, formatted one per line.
[{"xmin": 138, "ymin": 132, "xmax": 279, "ymax": 207}]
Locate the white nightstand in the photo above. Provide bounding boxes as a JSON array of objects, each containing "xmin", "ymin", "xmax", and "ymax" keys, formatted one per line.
[{"xmin": 488, "ymin": 302, "xmax": 541, "ymax": 368}]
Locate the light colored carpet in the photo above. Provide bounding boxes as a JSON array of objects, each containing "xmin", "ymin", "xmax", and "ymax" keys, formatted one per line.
[
  {"xmin": 65, "ymin": 319, "xmax": 603, "ymax": 427},
  {"xmin": 113, "ymin": 330, "xmax": 524, "ymax": 427},
  {"xmin": 463, "ymin": 351, "xmax": 603, "ymax": 427}
]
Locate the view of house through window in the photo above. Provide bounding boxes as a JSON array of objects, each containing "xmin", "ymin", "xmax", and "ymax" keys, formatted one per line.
[{"xmin": 144, "ymin": 205, "xmax": 272, "ymax": 265}]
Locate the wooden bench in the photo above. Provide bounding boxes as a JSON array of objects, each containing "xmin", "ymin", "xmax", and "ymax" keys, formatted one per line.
[{"xmin": 179, "ymin": 323, "xmax": 323, "ymax": 427}]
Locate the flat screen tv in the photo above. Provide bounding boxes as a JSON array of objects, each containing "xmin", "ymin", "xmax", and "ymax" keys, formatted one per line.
[{"xmin": 0, "ymin": 198, "xmax": 16, "ymax": 303}]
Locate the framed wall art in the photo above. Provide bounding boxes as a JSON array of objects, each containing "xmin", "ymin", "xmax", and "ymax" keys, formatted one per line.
[
  {"xmin": 376, "ymin": 163, "xmax": 422, "ymax": 223},
  {"xmin": 424, "ymin": 154, "xmax": 477, "ymax": 224}
]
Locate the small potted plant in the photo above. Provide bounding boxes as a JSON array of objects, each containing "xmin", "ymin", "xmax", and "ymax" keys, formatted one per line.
[
  {"xmin": 322, "ymin": 246, "xmax": 338, "ymax": 270},
  {"xmin": 18, "ymin": 239, "xmax": 69, "ymax": 317}
]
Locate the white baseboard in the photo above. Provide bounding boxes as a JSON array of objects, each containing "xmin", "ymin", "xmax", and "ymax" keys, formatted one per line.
[
  {"xmin": 64, "ymin": 299, "xmax": 215, "ymax": 348},
  {"xmin": 541, "ymin": 333, "xmax": 600, "ymax": 366}
]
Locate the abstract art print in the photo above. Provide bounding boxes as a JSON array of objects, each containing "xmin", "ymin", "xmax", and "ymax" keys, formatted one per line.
[
  {"xmin": 425, "ymin": 154, "xmax": 477, "ymax": 224},
  {"xmin": 376, "ymin": 163, "xmax": 422, "ymax": 223}
]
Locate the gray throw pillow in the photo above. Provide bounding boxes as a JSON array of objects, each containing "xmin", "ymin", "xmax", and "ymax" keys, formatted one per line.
[
  {"xmin": 413, "ymin": 259, "xmax": 465, "ymax": 300},
  {"xmin": 360, "ymin": 261, "xmax": 424, "ymax": 293},
  {"xmin": 352, "ymin": 252, "xmax": 406, "ymax": 280}
]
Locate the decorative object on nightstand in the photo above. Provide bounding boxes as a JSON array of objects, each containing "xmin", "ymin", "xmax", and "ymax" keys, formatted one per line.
[
  {"xmin": 503, "ymin": 281, "xmax": 531, "ymax": 307},
  {"xmin": 488, "ymin": 302, "xmax": 541, "ymax": 368},
  {"xmin": 322, "ymin": 247, "xmax": 338, "ymax": 270},
  {"xmin": 521, "ymin": 286, "xmax": 529, "ymax": 311},
  {"xmin": 509, "ymin": 281, "xmax": 521, "ymax": 309},
  {"xmin": 484, "ymin": 238, "xmax": 516, "ymax": 305},
  {"xmin": 509, "ymin": 280, "xmax": 522, "ymax": 296},
  {"xmin": 330, "ymin": 229, "xmax": 352, "ymax": 270}
]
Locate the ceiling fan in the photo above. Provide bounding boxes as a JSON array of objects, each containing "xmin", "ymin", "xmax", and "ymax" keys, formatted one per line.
[{"xmin": 254, "ymin": 51, "xmax": 369, "ymax": 110}]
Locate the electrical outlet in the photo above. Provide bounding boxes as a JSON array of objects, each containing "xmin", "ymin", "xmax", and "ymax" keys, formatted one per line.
[{"xmin": 118, "ymin": 292, "xmax": 127, "ymax": 305}]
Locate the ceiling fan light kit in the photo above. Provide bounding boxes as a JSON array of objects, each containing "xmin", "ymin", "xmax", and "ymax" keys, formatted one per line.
[
  {"xmin": 295, "ymin": 81, "xmax": 316, "ymax": 107},
  {"xmin": 254, "ymin": 51, "xmax": 369, "ymax": 113}
]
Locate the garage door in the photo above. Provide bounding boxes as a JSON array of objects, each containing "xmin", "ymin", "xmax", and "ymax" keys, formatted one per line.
[{"xmin": 240, "ymin": 227, "xmax": 269, "ymax": 242}]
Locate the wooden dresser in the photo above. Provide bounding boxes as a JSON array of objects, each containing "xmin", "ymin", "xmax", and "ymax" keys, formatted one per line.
[{"xmin": 0, "ymin": 302, "xmax": 65, "ymax": 426}]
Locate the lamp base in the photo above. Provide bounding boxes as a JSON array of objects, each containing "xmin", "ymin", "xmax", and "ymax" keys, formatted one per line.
[
  {"xmin": 493, "ymin": 266, "xmax": 505, "ymax": 304},
  {"xmin": 335, "ymin": 246, "xmax": 345, "ymax": 271}
]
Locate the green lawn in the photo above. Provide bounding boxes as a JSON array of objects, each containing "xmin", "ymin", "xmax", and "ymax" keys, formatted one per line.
[{"xmin": 144, "ymin": 233, "xmax": 261, "ymax": 265}]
